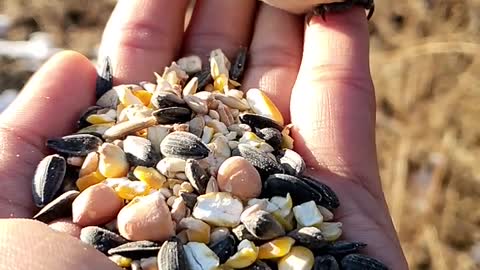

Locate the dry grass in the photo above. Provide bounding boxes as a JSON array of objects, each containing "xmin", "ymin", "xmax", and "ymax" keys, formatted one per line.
[{"xmin": 0, "ymin": 0, "xmax": 479, "ymax": 269}]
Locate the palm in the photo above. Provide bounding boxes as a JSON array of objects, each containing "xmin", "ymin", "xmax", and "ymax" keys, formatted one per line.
[{"xmin": 0, "ymin": 1, "xmax": 407, "ymax": 269}]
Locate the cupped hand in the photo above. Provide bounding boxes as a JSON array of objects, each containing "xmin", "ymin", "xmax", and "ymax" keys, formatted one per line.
[{"xmin": 0, "ymin": 1, "xmax": 408, "ymax": 269}]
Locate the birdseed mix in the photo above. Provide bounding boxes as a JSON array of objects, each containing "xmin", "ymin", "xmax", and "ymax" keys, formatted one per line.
[{"xmin": 31, "ymin": 47, "xmax": 388, "ymax": 270}]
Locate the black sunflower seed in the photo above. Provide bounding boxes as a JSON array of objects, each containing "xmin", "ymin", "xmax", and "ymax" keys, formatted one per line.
[
  {"xmin": 314, "ymin": 255, "xmax": 340, "ymax": 270},
  {"xmin": 80, "ymin": 226, "xmax": 128, "ymax": 254},
  {"xmin": 157, "ymin": 237, "xmax": 189, "ymax": 270},
  {"xmin": 185, "ymin": 159, "xmax": 209, "ymax": 194},
  {"xmin": 230, "ymin": 47, "xmax": 248, "ymax": 82},
  {"xmin": 301, "ymin": 176, "xmax": 340, "ymax": 210},
  {"xmin": 108, "ymin": 240, "xmax": 161, "ymax": 259},
  {"xmin": 277, "ymin": 149, "xmax": 306, "ymax": 176},
  {"xmin": 239, "ymin": 113, "xmax": 283, "ymax": 131},
  {"xmin": 262, "ymin": 174, "xmax": 322, "ymax": 205},
  {"xmin": 242, "ymin": 210, "xmax": 285, "ymax": 241},
  {"xmin": 194, "ymin": 69, "xmax": 213, "ymax": 90},
  {"xmin": 160, "ymin": 131, "xmax": 210, "ymax": 160},
  {"xmin": 153, "ymin": 107, "xmax": 192, "ymax": 124},
  {"xmin": 340, "ymin": 254, "xmax": 388, "ymax": 270},
  {"xmin": 209, "ymin": 235, "xmax": 237, "ymax": 264},
  {"xmin": 318, "ymin": 241, "xmax": 367, "ymax": 257},
  {"xmin": 256, "ymin": 127, "xmax": 282, "ymax": 151},
  {"xmin": 123, "ymin": 135, "xmax": 159, "ymax": 167},
  {"xmin": 288, "ymin": 227, "xmax": 327, "ymax": 249},
  {"xmin": 232, "ymin": 144, "xmax": 283, "ymax": 179},
  {"xmin": 95, "ymin": 56, "xmax": 113, "ymax": 100},
  {"xmin": 151, "ymin": 91, "xmax": 187, "ymax": 109},
  {"xmin": 46, "ymin": 134, "xmax": 103, "ymax": 157},
  {"xmin": 32, "ymin": 154, "xmax": 67, "ymax": 207},
  {"xmin": 33, "ymin": 190, "xmax": 79, "ymax": 223}
]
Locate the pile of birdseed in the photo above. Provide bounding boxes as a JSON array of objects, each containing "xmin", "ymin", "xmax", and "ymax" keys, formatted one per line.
[{"xmin": 31, "ymin": 48, "xmax": 388, "ymax": 270}]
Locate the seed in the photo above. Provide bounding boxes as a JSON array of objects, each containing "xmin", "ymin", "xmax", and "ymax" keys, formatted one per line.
[
  {"xmin": 157, "ymin": 237, "xmax": 189, "ymax": 270},
  {"xmin": 313, "ymin": 255, "xmax": 340, "ymax": 270},
  {"xmin": 141, "ymin": 257, "xmax": 159, "ymax": 270},
  {"xmin": 210, "ymin": 136, "xmax": 231, "ymax": 159},
  {"xmin": 192, "ymin": 192, "xmax": 243, "ymax": 227},
  {"xmin": 115, "ymin": 85, "xmax": 144, "ymax": 106},
  {"xmin": 293, "ymin": 201, "xmax": 324, "ymax": 227},
  {"xmin": 167, "ymin": 196, "xmax": 177, "ymax": 207},
  {"xmin": 181, "ymin": 192, "xmax": 198, "ymax": 210},
  {"xmin": 242, "ymin": 210, "xmax": 285, "ymax": 241},
  {"xmin": 233, "ymin": 144, "xmax": 284, "ymax": 179},
  {"xmin": 184, "ymin": 242, "xmax": 220, "ymax": 270},
  {"xmin": 133, "ymin": 166, "xmax": 166, "ymax": 189},
  {"xmin": 210, "ymin": 49, "xmax": 231, "ymax": 79},
  {"xmin": 214, "ymin": 93, "xmax": 250, "ymax": 111},
  {"xmin": 123, "ymin": 136, "xmax": 159, "ymax": 167},
  {"xmin": 278, "ymin": 246, "xmax": 315, "ymax": 270},
  {"xmin": 178, "ymin": 217, "xmax": 211, "ymax": 244},
  {"xmin": 301, "ymin": 176, "xmax": 340, "ymax": 210},
  {"xmin": 171, "ymin": 197, "xmax": 187, "ymax": 222},
  {"xmin": 33, "ymin": 190, "xmax": 79, "ymax": 223},
  {"xmin": 189, "ymin": 116, "xmax": 205, "ymax": 138},
  {"xmin": 95, "ymin": 57, "xmax": 113, "ymax": 99},
  {"xmin": 153, "ymin": 107, "xmax": 192, "ymax": 124},
  {"xmin": 151, "ymin": 91, "xmax": 186, "ymax": 109},
  {"xmin": 109, "ymin": 254, "xmax": 132, "ymax": 268},
  {"xmin": 108, "ymin": 240, "xmax": 162, "ymax": 259},
  {"xmin": 115, "ymin": 180, "xmax": 149, "ymax": 200},
  {"xmin": 161, "ymin": 131, "xmax": 210, "ymax": 160},
  {"xmin": 77, "ymin": 106, "xmax": 105, "ymax": 129},
  {"xmin": 209, "ymin": 234, "xmax": 237, "ymax": 264},
  {"xmin": 288, "ymin": 227, "xmax": 327, "ymax": 250},
  {"xmin": 97, "ymin": 89, "xmax": 120, "ymax": 109},
  {"xmin": 177, "ymin": 55, "xmax": 202, "ymax": 75},
  {"xmin": 241, "ymin": 260, "xmax": 273, "ymax": 270},
  {"xmin": 86, "ymin": 113, "xmax": 116, "ymax": 125},
  {"xmin": 72, "ymin": 183, "xmax": 124, "ymax": 226},
  {"xmin": 317, "ymin": 205, "xmax": 334, "ymax": 221},
  {"xmin": 32, "ymin": 154, "xmax": 66, "ymax": 207},
  {"xmin": 79, "ymin": 152, "xmax": 99, "ymax": 177},
  {"xmin": 206, "ymin": 119, "xmax": 229, "ymax": 135},
  {"xmin": 80, "ymin": 226, "xmax": 128, "ymax": 254},
  {"xmin": 121, "ymin": 104, "xmax": 154, "ymax": 122},
  {"xmin": 277, "ymin": 149, "xmax": 306, "ymax": 176},
  {"xmin": 47, "ymin": 134, "xmax": 102, "ymax": 157},
  {"xmin": 224, "ymin": 239, "xmax": 258, "ymax": 269},
  {"xmin": 229, "ymin": 47, "xmax": 247, "ymax": 82},
  {"xmin": 184, "ymin": 95, "xmax": 209, "ymax": 115},
  {"xmin": 262, "ymin": 174, "xmax": 323, "ymax": 206},
  {"xmin": 202, "ymin": 126, "xmax": 215, "ymax": 143},
  {"xmin": 320, "ymin": 241, "xmax": 367, "ymax": 257},
  {"xmin": 316, "ymin": 222, "xmax": 343, "ymax": 242},
  {"xmin": 239, "ymin": 113, "xmax": 283, "ymax": 131},
  {"xmin": 217, "ymin": 156, "xmax": 262, "ymax": 200},
  {"xmin": 257, "ymin": 127, "xmax": 282, "ymax": 151},
  {"xmin": 217, "ymin": 103, "xmax": 235, "ymax": 126},
  {"xmin": 77, "ymin": 123, "xmax": 115, "ymax": 137},
  {"xmin": 258, "ymin": 236, "xmax": 295, "ymax": 260},
  {"xmin": 75, "ymin": 171, "xmax": 106, "ymax": 191},
  {"xmin": 246, "ymin": 88, "xmax": 284, "ymax": 126},
  {"xmin": 232, "ymin": 224, "xmax": 257, "ymax": 242},
  {"xmin": 117, "ymin": 192, "xmax": 175, "ymax": 241},
  {"xmin": 214, "ymin": 74, "xmax": 229, "ymax": 92},
  {"xmin": 193, "ymin": 69, "xmax": 213, "ymax": 90},
  {"xmin": 103, "ymin": 116, "xmax": 157, "ymax": 140},
  {"xmin": 147, "ymin": 124, "xmax": 171, "ymax": 153},
  {"xmin": 340, "ymin": 254, "xmax": 388, "ymax": 270},
  {"xmin": 98, "ymin": 143, "xmax": 129, "ymax": 178}
]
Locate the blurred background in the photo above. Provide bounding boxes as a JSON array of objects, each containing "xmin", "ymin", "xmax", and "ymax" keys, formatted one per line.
[{"xmin": 0, "ymin": 0, "xmax": 479, "ymax": 269}]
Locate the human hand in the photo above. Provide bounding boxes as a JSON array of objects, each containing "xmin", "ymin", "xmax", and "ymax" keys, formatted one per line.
[{"xmin": 0, "ymin": 1, "xmax": 408, "ymax": 269}]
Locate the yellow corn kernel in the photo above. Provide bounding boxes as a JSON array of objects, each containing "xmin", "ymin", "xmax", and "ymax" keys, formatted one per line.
[
  {"xmin": 214, "ymin": 74, "xmax": 228, "ymax": 93},
  {"xmin": 98, "ymin": 143, "xmax": 129, "ymax": 178},
  {"xmin": 258, "ymin": 237, "xmax": 295, "ymax": 260},
  {"xmin": 239, "ymin": 131, "xmax": 264, "ymax": 146},
  {"xmin": 224, "ymin": 240, "xmax": 258, "ymax": 269},
  {"xmin": 229, "ymin": 79, "xmax": 241, "ymax": 88},
  {"xmin": 116, "ymin": 86, "xmax": 143, "ymax": 106},
  {"xmin": 278, "ymin": 246, "xmax": 314, "ymax": 270},
  {"xmin": 79, "ymin": 152, "xmax": 99, "ymax": 177},
  {"xmin": 272, "ymin": 211, "xmax": 295, "ymax": 232},
  {"xmin": 115, "ymin": 181, "xmax": 149, "ymax": 200},
  {"xmin": 86, "ymin": 114, "xmax": 115, "ymax": 125},
  {"xmin": 76, "ymin": 171, "xmax": 106, "ymax": 191},
  {"xmin": 109, "ymin": 255, "xmax": 132, "ymax": 268},
  {"xmin": 132, "ymin": 90, "xmax": 152, "ymax": 106},
  {"xmin": 316, "ymin": 222, "xmax": 343, "ymax": 242},
  {"xmin": 246, "ymin": 88, "xmax": 284, "ymax": 126},
  {"xmin": 133, "ymin": 166, "xmax": 166, "ymax": 190}
]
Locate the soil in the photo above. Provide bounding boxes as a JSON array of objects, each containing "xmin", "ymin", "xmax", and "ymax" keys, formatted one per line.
[{"xmin": 1, "ymin": 0, "xmax": 479, "ymax": 269}]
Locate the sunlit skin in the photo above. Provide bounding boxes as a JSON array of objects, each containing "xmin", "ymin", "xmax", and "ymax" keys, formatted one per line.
[{"xmin": 0, "ymin": 1, "xmax": 407, "ymax": 269}]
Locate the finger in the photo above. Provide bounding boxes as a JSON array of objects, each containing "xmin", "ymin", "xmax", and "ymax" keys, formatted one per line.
[
  {"xmin": 242, "ymin": 4, "xmax": 303, "ymax": 121},
  {"xmin": 0, "ymin": 219, "xmax": 119, "ymax": 270},
  {"xmin": 291, "ymin": 8, "xmax": 379, "ymax": 194},
  {"xmin": 99, "ymin": 0, "xmax": 190, "ymax": 84},
  {"xmin": 0, "ymin": 51, "xmax": 96, "ymax": 218},
  {"xmin": 182, "ymin": 0, "xmax": 257, "ymax": 59}
]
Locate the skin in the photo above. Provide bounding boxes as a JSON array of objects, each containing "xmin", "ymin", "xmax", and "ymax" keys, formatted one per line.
[{"xmin": 0, "ymin": 1, "xmax": 408, "ymax": 269}]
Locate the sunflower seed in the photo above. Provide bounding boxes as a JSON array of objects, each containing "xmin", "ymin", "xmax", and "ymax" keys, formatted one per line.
[
  {"xmin": 209, "ymin": 235, "xmax": 237, "ymax": 264},
  {"xmin": 157, "ymin": 237, "xmax": 189, "ymax": 270},
  {"xmin": 189, "ymin": 116, "xmax": 205, "ymax": 138},
  {"xmin": 277, "ymin": 149, "xmax": 306, "ymax": 176},
  {"xmin": 185, "ymin": 159, "xmax": 209, "ymax": 194},
  {"xmin": 47, "ymin": 134, "xmax": 103, "ymax": 157},
  {"xmin": 182, "ymin": 77, "xmax": 199, "ymax": 97},
  {"xmin": 123, "ymin": 136, "xmax": 159, "ymax": 167},
  {"xmin": 302, "ymin": 176, "xmax": 340, "ymax": 210},
  {"xmin": 33, "ymin": 190, "xmax": 79, "ymax": 223},
  {"xmin": 181, "ymin": 192, "xmax": 198, "ymax": 210},
  {"xmin": 147, "ymin": 125, "xmax": 171, "ymax": 154},
  {"xmin": 288, "ymin": 227, "xmax": 327, "ymax": 249},
  {"xmin": 233, "ymin": 144, "xmax": 283, "ymax": 179},
  {"xmin": 184, "ymin": 95, "xmax": 209, "ymax": 115},
  {"xmin": 256, "ymin": 127, "xmax": 282, "ymax": 151},
  {"xmin": 151, "ymin": 91, "xmax": 186, "ymax": 109},
  {"xmin": 193, "ymin": 69, "xmax": 213, "ymax": 90},
  {"xmin": 242, "ymin": 210, "xmax": 285, "ymax": 240},
  {"xmin": 239, "ymin": 113, "xmax": 283, "ymax": 131},
  {"xmin": 314, "ymin": 255, "xmax": 340, "ymax": 270},
  {"xmin": 229, "ymin": 47, "xmax": 247, "ymax": 82},
  {"xmin": 32, "ymin": 154, "xmax": 67, "ymax": 207},
  {"xmin": 214, "ymin": 93, "xmax": 250, "ymax": 111},
  {"xmin": 340, "ymin": 254, "xmax": 388, "ymax": 270},
  {"xmin": 80, "ymin": 226, "xmax": 128, "ymax": 254},
  {"xmin": 161, "ymin": 131, "xmax": 210, "ymax": 160},
  {"xmin": 319, "ymin": 241, "xmax": 367, "ymax": 257},
  {"xmin": 262, "ymin": 174, "xmax": 322, "ymax": 205},
  {"xmin": 95, "ymin": 56, "xmax": 113, "ymax": 99},
  {"xmin": 77, "ymin": 106, "xmax": 104, "ymax": 129},
  {"xmin": 108, "ymin": 240, "xmax": 161, "ymax": 259}
]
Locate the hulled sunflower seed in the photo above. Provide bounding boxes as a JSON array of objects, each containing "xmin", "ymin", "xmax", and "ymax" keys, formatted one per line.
[{"xmin": 32, "ymin": 154, "xmax": 67, "ymax": 207}]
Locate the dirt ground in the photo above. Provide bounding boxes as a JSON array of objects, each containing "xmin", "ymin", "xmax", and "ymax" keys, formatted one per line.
[{"xmin": 0, "ymin": 0, "xmax": 479, "ymax": 269}]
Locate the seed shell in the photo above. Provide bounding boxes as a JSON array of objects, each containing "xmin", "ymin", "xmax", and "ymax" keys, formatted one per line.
[
  {"xmin": 232, "ymin": 224, "xmax": 258, "ymax": 242},
  {"xmin": 33, "ymin": 190, "xmax": 79, "ymax": 223},
  {"xmin": 153, "ymin": 107, "xmax": 192, "ymax": 124},
  {"xmin": 262, "ymin": 174, "xmax": 322, "ymax": 205},
  {"xmin": 277, "ymin": 149, "xmax": 306, "ymax": 176},
  {"xmin": 288, "ymin": 227, "xmax": 327, "ymax": 250},
  {"xmin": 151, "ymin": 91, "xmax": 186, "ymax": 109},
  {"xmin": 242, "ymin": 210, "xmax": 285, "ymax": 241},
  {"xmin": 239, "ymin": 113, "xmax": 283, "ymax": 131},
  {"xmin": 95, "ymin": 56, "xmax": 113, "ymax": 99},
  {"xmin": 108, "ymin": 240, "xmax": 162, "ymax": 259},
  {"xmin": 233, "ymin": 144, "xmax": 284, "ymax": 179},
  {"xmin": 161, "ymin": 131, "xmax": 210, "ymax": 160},
  {"xmin": 157, "ymin": 237, "xmax": 189, "ymax": 270},
  {"xmin": 77, "ymin": 106, "xmax": 104, "ymax": 129},
  {"xmin": 193, "ymin": 68, "xmax": 213, "ymax": 90},
  {"xmin": 318, "ymin": 241, "xmax": 367, "ymax": 257},
  {"xmin": 46, "ymin": 134, "xmax": 103, "ymax": 157},
  {"xmin": 340, "ymin": 254, "xmax": 388, "ymax": 270},
  {"xmin": 302, "ymin": 176, "xmax": 340, "ymax": 210},
  {"xmin": 32, "ymin": 154, "xmax": 67, "ymax": 207},
  {"xmin": 230, "ymin": 47, "xmax": 248, "ymax": 82},
  {"xmin": 313, "ymin": 255, "xmax": 340, "ymax": 270},
  {"xmin": 185, "ymin": 159, "xmax": 209, "ymax": 194},
  {"xmin": 256, "ymin": 127, "xmax": 282, "ymax": 151},
  {"xmin": 80, "ymin": 226, "xmax": 128, "ymax": 254},
  {"xmin": 209, "ymin": 235, "xmax": 237, "ymax": 264}
]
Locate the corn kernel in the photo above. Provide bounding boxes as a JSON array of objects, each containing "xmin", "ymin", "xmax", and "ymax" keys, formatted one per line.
[
  {"xmin": 76, "ymin": 171, "xmax": 106, "ymax": 191},
  {"xmin": 258, "ymin": 237, "xmax": 295, "ymax": 260},
  {"xmin": 86, "ymin": 114, "xmax": 115, "ymax": 125},
  {"xmin": 316, "ymin": 222, "xmax": 342, "ymax": 242},
  {"xmin": 281, "ymin": 124, "xmax": 294, "ymax": 149},
  {"xmin": 214, "ymin": 74, "xmax": 228, "ymax": 93},
  {"xmin": 183, "ymin": 218, "xmax": 210, "ymax": 244},
  {"xmin": 278, "ymin": 246, "xmax": 314, "ymax": 270},
  {"xmin": 115, "ymin": 181, "xmax": 149, "ymax": 200},
  {"xmin": 272, "ymin": 211, "xmax": 295, "ymax": 232},
  {"xmin": 133, "ymin": 166, "xmax": 166, "ymax": 190},
  {"xmin": 224, "ymin": 240, "xmax": 258, "ymax": 269},
  {"xmin": 132, "ymin": 90, "xmax": 152, "ymax": 106},
  {"xmin": 239, "ymin": 131, "xmax": 264, "ymax": 146},
  {"xmin": 98, "ymin": 143, "xmax": 129, "ymax": 178},
  {"xmin": 116, "ymin": 86, "xmax": 143, "ymax": 106},
  {"xmin": 79, "ymin": 152, "xmax": 99, "ymax": 177},
  {"xmin": 246, "ymin": 88, "xmax": 284, "ymax": 126},
  {"xmin": 109, "ymin": 255, "xmax": 132, "ymax": 268}
]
